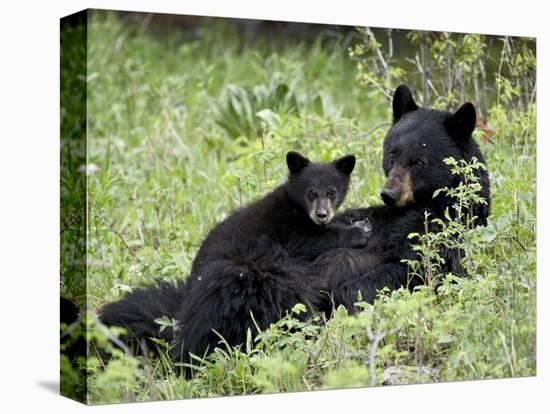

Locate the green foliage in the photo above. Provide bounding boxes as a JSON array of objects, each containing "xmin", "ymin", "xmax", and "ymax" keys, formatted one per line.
[
  {"xmin": 213, "ymin": 76, "xmax": 299, "ymax": 139},
  {"xmin": 68, "ymin": 11, "xmax": 536, "ymax": 403},
  {"xmin": 60, "ymin": 14, "xmax": 88, "ymax": 303},
  {"xmin": 403, "ymin": 156, "xmax": 489, "ymax": 284},
  {"xmin": 349, "ymin": 28, "xmax": 406, "ymax": 106},
  {"xmin": 351, "ymin": 28, "xmax": 536, "ymax": 115},
  {"xmin": 60, "ymin": 316, "xmax": 87, "ymax": 401}
]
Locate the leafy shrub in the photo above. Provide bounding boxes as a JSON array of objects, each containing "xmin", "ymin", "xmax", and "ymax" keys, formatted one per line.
[{"xmin": 213, "ymin": 75, "xmax": 300, "ymax": 139}]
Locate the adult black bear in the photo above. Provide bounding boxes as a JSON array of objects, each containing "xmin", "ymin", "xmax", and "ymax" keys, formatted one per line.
[
  {"xmin": 317, "ymin": 84, "xmax": 491, "ymax": 310},
  {"xmin": 100, "ymin": 151, "xmax": 368, "ymax": 364}
]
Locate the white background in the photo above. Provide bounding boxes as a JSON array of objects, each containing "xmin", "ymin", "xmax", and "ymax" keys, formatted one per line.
[{"xmin": 0, "ymin": 0, "xmax": 546, "ymax": 412}]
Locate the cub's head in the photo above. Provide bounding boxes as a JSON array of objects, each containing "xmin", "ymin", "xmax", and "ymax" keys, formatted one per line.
[
  {"xmin": 380, "ymin": 84, "xmax": 490, "ymax": 223},
  {"xmin": 286, "ymin": 151, "xmax": 356, "ymax": 226}
]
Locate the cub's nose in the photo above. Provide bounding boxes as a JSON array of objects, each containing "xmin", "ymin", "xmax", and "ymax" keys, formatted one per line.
[
  {"xmin": 316, "ymin": 211, "xmax": 328, "ymax": 220},
  {"xmin": 380, "ymin": 188, "xmax": 399, "ymax": 206}
]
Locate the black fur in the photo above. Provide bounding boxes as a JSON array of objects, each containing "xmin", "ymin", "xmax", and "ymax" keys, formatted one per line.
[
  {"xmin": 100, "ymin": 152, "xmax": 368, "ymax": 365},
  {"xmin": 320, "ymin": 85, "xmax": 491, "ymax": 309},
  {"xmin": 99, "ymin": 280, "xmax": 189, "ymax": 352},
  {"xmin": 381, "ymin": 90, "xmax": 490, "ymax": 223},
  {"xmin": 60, "ymin": 297, "xmax": 85, "ymax": 364},
  {"xmin": 170, "ymin": 152, "xmax": 366, "ymax": 362}
]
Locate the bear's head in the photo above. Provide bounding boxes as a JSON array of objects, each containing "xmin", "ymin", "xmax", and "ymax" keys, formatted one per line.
[
  {"xmin": 286, "ymin": 151, "xmax": 356, "ymax": 226},
  {"xmin": 380, "ymin": 84, "xmax": 490, "ymax": 225}
]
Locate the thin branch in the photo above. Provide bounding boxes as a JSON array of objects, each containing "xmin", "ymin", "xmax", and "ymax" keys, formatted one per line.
[
  {"xmin": 91, "ymin": 310, "xmax": 133, "ymax": 357},
  {"xmin": 96, "ymin": 212, "xmax": 141, "ymax": 262},
  {"xmin": 365, "ymin": 325, "xmax": 386, "ymax": 387},
  {"xmin": 60, "ymin": 313, "xmax": 82, "ymax": 340}
]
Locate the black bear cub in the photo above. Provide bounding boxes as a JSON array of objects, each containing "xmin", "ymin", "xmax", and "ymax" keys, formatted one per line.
[
  {"xmin": 101, "ymin": 151, "xmax": 367, "ymax": 367},
  {"xmin": 170, "ymin": 151, "xmax": 367, "ymax": 362},
  {"xmin": 317, "ymin": 84, "xmax": 491, "ymax": 309}
]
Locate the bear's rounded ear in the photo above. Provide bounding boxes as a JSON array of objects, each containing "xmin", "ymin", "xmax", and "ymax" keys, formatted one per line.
[
  {"xmin": 446, "ymin": 102, "xmax": 476, "ymax": 141},
  {"xmin": 334, "ymin": 154, "xmax": 356, "ymax": 176},
  {"xmin": 393, "ymin": 84, "xmax": 418, "ymax": 123},
  {"xmin": 286, "ymin": 151, "xmax": 310, "ymax": 174}
]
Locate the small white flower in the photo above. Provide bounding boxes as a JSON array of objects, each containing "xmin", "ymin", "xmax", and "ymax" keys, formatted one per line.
[{"xmin": 77, "ymin": 163, "xmax": 99, "ymax": 175}]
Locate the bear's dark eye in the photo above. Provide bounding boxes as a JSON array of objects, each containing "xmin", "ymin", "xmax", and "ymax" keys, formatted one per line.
[
  {"xmin": 306, "ymin": 190, "xmax": 318, "ymax": 201},
  {"xmin": 327, "ymin": 188, "xmax": 337, "ymax": 200},
  {"xmin": 388, "ymin": 151, "xmax": 397, "ymax": 164},
  {"xmin": 412, "ymin": 159, "xmax": 426, "ymax": 168}
]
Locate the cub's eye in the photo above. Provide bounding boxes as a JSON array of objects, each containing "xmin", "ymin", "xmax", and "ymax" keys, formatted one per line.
[
  {"xmin": 388, "ymin": 151, "xmax": 397, "ymax": 163},
  {"xmin": 327, "ymin": 189, "xmax": 337, "ymax": 199},
  {"xmin": 306, "ymin": 190, "xmax": 318, "ymax": 201}
]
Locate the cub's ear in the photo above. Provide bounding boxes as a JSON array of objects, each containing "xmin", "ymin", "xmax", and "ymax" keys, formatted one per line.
[
  {"xmin": 334, "ymin": 154, "xmax": 356, "ymax": 176},
  {"xmin": 286, "ymin": 151, "xmax": 310, "ymax": 174},
  {"xmin": 446, "ymin": 102, "xmax": 476, "ymax": 141},
  {"xmin": 393, "ymin": 84, "xmax": 418, "ymax": 123}
]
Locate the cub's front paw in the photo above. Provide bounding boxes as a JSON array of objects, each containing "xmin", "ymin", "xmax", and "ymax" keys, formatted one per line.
[
  {"xmin": 352, "ymin": 219, "xmax": 372, "ymax": 234},
  {"xmin": 334, "ymin": 208, "xmax": 369, "ymax": 226},
  {"xmin": 346, "ymin": 225, "xmax": 370, "ymax": 248}
]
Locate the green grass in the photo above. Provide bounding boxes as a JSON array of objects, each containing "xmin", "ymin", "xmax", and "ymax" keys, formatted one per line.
[{"xmin": 61, "ymin": 11, "xmax": 536, "ymax": 404}]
